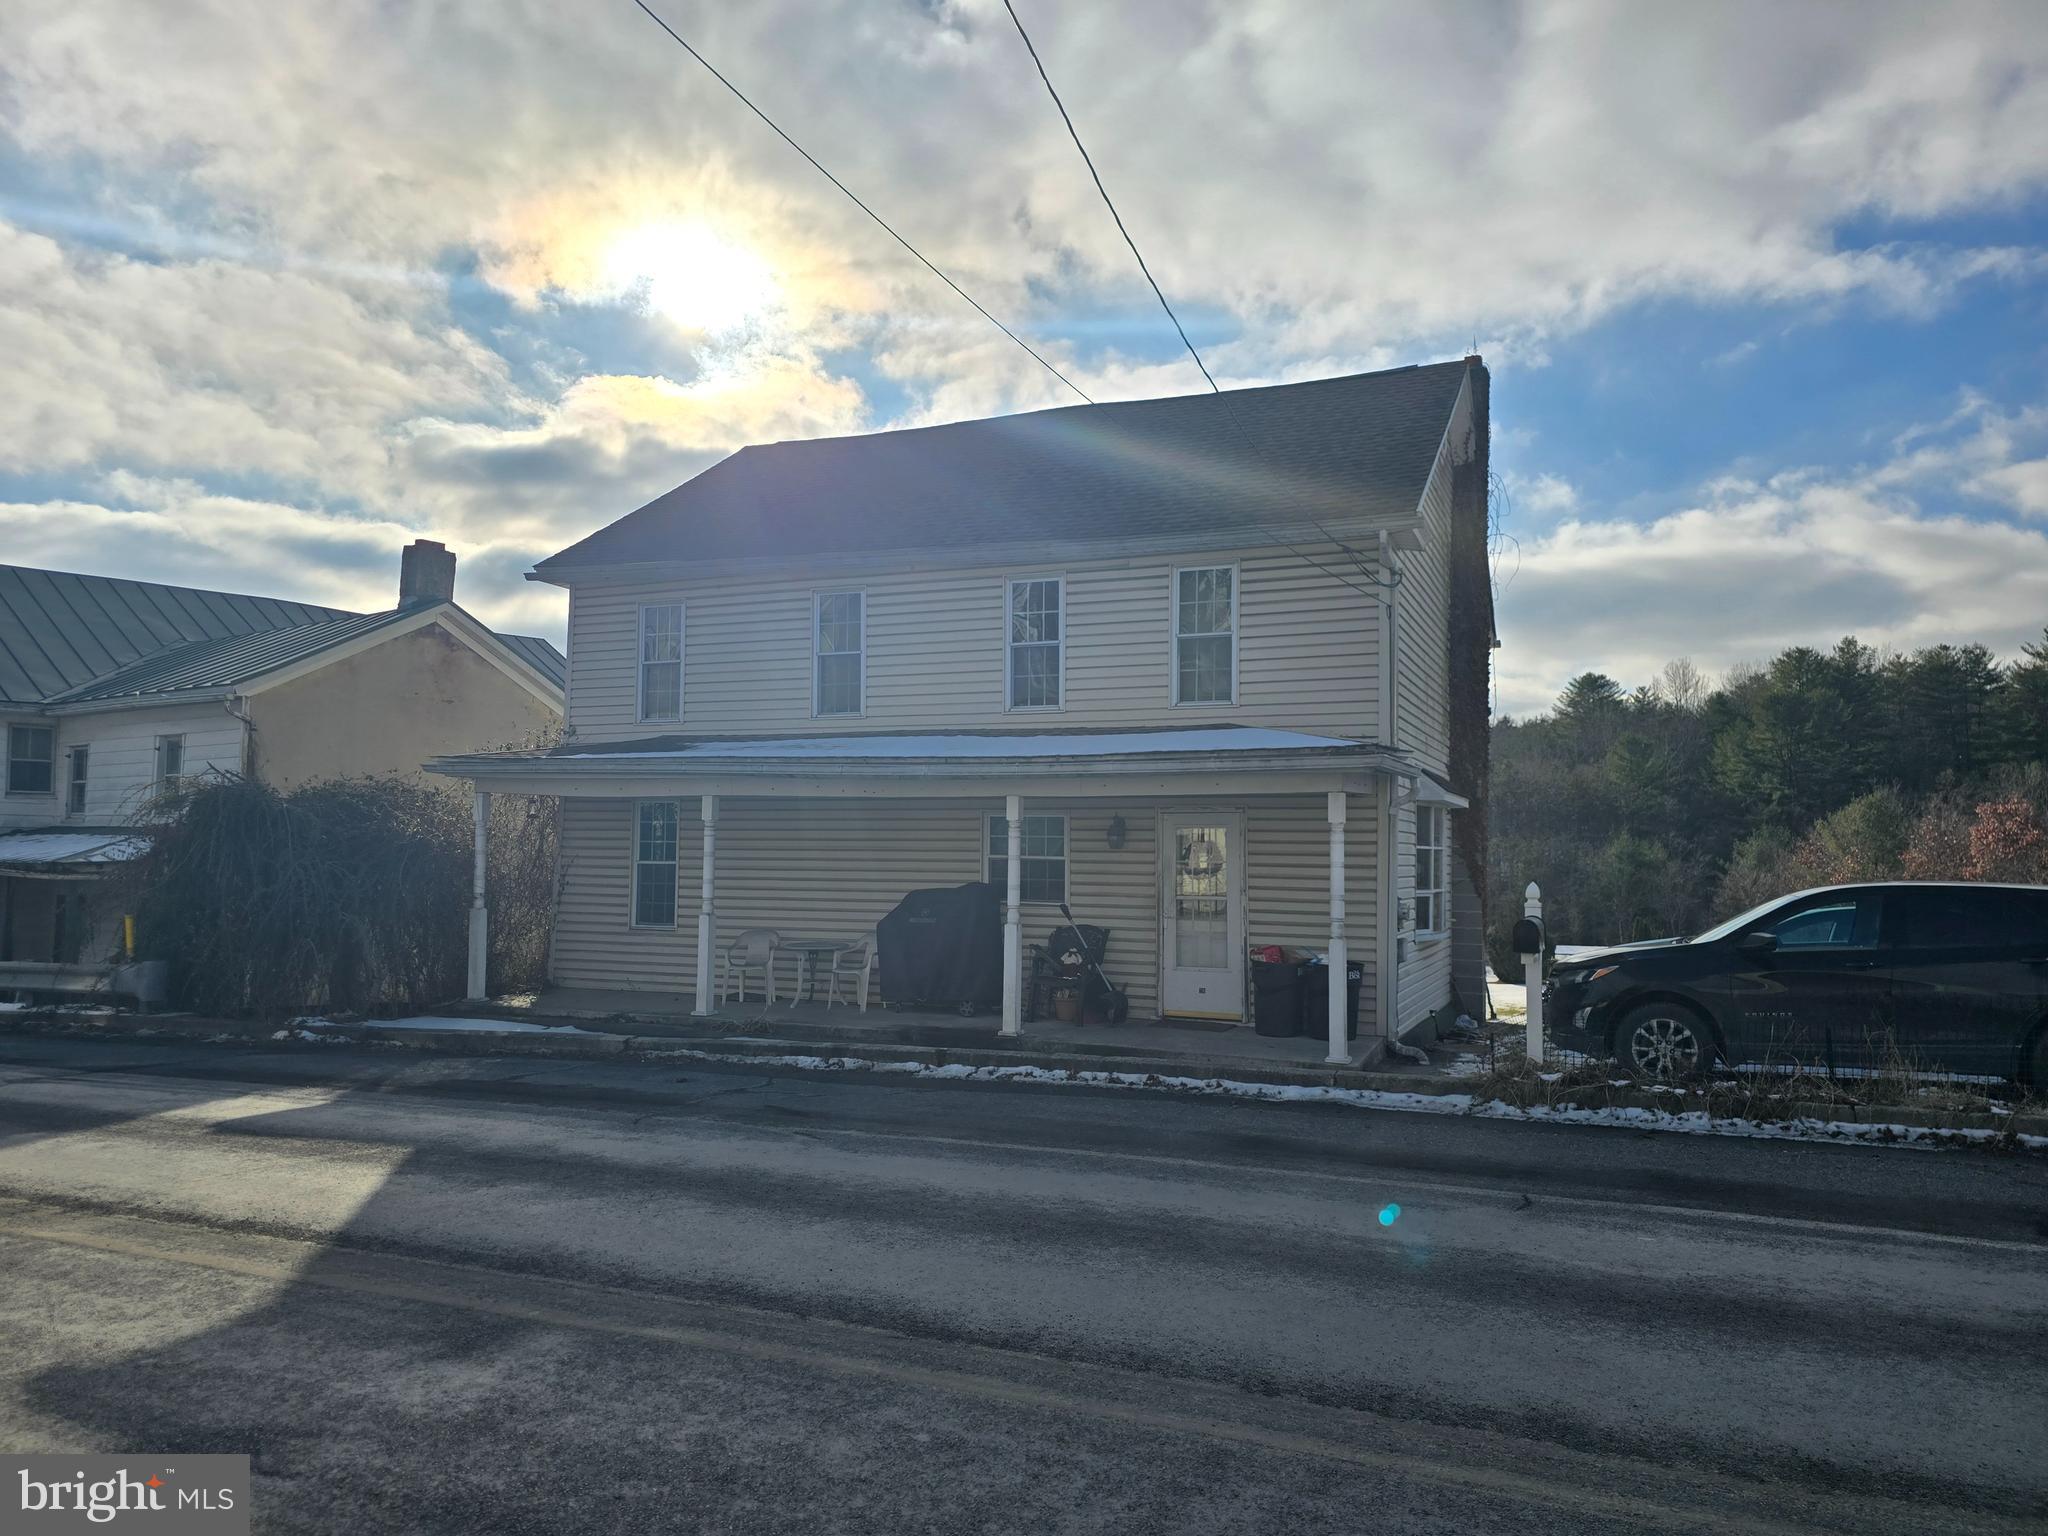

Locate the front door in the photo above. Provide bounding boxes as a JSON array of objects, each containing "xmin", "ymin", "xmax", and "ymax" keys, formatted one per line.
[{"xmin": 1160, "ymin": 812, "xmax": 1245, "ymax": 1020}]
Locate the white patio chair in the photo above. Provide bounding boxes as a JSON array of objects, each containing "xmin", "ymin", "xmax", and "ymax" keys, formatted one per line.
[
  {"xmin": 718, "ymin": 928, "xmax": 781, "ymax": 1006},
  {"xmin": 825, "ymin": 933, "xmax": 878, "ymax": 1013}
]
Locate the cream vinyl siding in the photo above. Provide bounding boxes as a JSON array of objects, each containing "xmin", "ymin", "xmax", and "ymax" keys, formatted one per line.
[
  {"xmin": 550, "ymin": 790, "xmax": 1382, "ymax": 1024},
  {"xmin": 2, "ymin": 703, "xmax": 245, "ymax": 830},
  {"xmin": 1394, "ymin": 801, "xmax": 1453, "ymax": 1034},
  {"xmin": 561, "ymin": 542, "xmax": 1380, "ymax": 743}
]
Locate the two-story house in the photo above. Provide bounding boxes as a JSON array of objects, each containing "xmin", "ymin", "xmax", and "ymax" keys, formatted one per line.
[
  {"xmin": 1, "ymin": 542, "xmax": 565, "ymax": 984},
  {"xmin": 432, "ymin": 357, "xmax": 1493, "ymax": 1065}
]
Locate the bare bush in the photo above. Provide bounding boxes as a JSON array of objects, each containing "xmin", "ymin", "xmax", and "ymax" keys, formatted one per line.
[{"xmin": 118, "ymin": 775, "xmax": 555, "ymax": 1018}]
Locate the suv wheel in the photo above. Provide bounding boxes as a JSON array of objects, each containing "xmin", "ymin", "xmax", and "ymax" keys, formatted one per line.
[{"xmin": 1615, "ymin": 1004, "xmax": 1714, "ymax": 1082}]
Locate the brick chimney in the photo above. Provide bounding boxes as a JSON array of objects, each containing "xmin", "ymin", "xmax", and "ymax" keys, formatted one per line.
[{"xmin": 398, "ymin": 539, "xmax": 457, "ymax": 607}]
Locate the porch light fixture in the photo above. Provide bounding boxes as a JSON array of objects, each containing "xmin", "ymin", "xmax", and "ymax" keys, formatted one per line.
[{"xmin": 1105, "ymin": 814, "xmax": 1127, "ymax": 850}]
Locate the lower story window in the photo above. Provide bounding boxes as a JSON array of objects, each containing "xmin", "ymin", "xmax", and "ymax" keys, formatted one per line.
[
  {"xmin": 1414, "ymin": 805, "xmax": 1449, "ymax": 935},
  {"xmin": 634, "ymin": 801, "xmax": 679, "ymax": 928},
  {"xmin": 986, "ymin": 814, "xmax": 1068, "ymax": 904}
]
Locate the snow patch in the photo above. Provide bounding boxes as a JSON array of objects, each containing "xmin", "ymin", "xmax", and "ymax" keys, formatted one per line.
[
  {"xmin": 653, "ymin": 1048, "xmax": 2044, "ymax": 1150},
  {"xmin": 295, "ymin": 1014, "xmax": 616, "ymax": 1036},
  {"xmin": 562, "ymin": 727, "xmax": 1358, "ymax": 761}
]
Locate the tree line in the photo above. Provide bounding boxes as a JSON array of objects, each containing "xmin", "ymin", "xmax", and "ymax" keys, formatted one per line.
[{"xmin": 1487, "ymin": 630, "xmax": 2048, "ymax": 962}]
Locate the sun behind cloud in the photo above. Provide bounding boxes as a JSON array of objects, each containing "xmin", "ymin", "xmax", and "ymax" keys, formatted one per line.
[{"xmin": 600, "ymin": 219, "xmax": 779, "ymax": 336}]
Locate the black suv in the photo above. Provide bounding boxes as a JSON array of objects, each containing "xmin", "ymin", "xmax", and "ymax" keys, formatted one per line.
[{"xmin": 1545, "ymin": 882, "xmax": 2048, "ymax": 1083}]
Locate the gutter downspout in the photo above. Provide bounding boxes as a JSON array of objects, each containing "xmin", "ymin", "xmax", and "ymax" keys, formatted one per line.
[
  {"xmin": 225, "ymin": 695, "xmax": 255, "ymax": 780},
  {"xmin": 1377, "ymin": 531, "xmax": 1402, "ymax": 1053}
]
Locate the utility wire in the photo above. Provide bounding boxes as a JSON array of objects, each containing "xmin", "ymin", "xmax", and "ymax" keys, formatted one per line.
[
  {"xmin": 630, "ymin": 0, "xmax": 1092, "ymax": 404},
  {"xmin": 998, "ymin": 0, "xmax": 1395, "ymax": 599},
  {"xmin": 999, "ymin": 0, "xmax": 1216, "ymax": 396}
]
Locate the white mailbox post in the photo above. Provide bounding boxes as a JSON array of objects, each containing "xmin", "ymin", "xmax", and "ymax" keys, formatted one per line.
[{"xmin": 1520, "ymin": 882, "xmax": 1544, "ymax": 1065}]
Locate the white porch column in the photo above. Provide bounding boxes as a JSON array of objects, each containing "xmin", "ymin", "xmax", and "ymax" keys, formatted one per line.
[
  {"xmin": 693, "ymin": 794, "xmax": 719, "ymax": 1016},
  {"xmin": 1000, "ymin": 792, "xmax": 1023, "ymax": 1037},
  {"xmin": 466, "ymin": 788, "xmax": 490, "ymax": 1000},
  {"xmin": 1326, "ymin": 789, "xmax": 1348, "ymax": 1065}
]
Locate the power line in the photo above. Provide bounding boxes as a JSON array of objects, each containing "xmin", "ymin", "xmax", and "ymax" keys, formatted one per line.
[
  {"xmin": 629, "ymin": 0, "xmax": 1092, "ymax": 404},
  {"xmin": 998, "ymin": 0, "xmax": 1395, "ymax": 599},
  {"xmin": 999, "ymin": 0, "xmax": 1217, "ymax": 396}
]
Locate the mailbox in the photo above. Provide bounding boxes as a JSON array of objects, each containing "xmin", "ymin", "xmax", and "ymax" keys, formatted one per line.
[{"xmin": 1511, "ymin": 916, "xmax": 1544, "ymax": 957}]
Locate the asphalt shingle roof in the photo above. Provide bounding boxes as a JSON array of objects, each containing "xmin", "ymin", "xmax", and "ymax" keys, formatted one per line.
[
  {"xmin": 537, "ymin": 359, "xmax": 1472, "ymax": 572},
  {"xmin": 0, "ymin": 565, "xmax": 565, "ymax": 706}
]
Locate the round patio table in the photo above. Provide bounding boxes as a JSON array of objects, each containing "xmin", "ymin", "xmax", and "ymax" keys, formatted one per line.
[{"xmin": 783, "ymin": 939, "xmax": 854, "ymax": 1006}]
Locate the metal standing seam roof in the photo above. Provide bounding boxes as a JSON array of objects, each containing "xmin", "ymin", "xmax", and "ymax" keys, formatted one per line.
[
  {"xmin": 537, "ymin": 359, "xmax": 1474, "ymax": 572},
  {"xmin": 0, "ymin": 829, "xmax": 151, "ymax": 866},
  {"xmin": 430, "ymin": 726, "xmax": 1410, "ymax": 785},
  {"xmin": 0, "ymin": 564, "xmax": 350, "ymax": 705},
  {"xmin": 0, "ymin": 565, "xmax": 566, "ymax": 706}
]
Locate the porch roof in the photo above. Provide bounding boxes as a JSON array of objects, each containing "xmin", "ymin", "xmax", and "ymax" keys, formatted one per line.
[
  {"xmin": 429, "ymin": 725, "xmax": 1413, "ymax": 797},
  {"xmin": 0, "ymin": 828, "xmax": 150, "ymax": 872}
]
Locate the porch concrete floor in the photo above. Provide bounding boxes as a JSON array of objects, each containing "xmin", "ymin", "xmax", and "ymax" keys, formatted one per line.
[{"xmin": 495, "ymin": 985, "xmax": 1427, "ymax": 1072}]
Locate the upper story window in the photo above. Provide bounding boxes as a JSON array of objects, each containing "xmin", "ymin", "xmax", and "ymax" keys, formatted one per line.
[
  {"xmin": 1173, "ymin": 565, "xmax": 1236, "ymax": 705},
  {"xmin": 155, "ymin": 734, "xmax": 185, "ymax": 791},
  {"xmin": 638, "ymin": 603, "xmax": 683, "ymax": 723},
  {"xmin": 7, "ymin": 725, "xmax": 53, "ymax": 795},
  {"xmin": 813, "ymin": 591, "xmax": 865, "ymax": 717},
  {"xmin": 1413, "ymin": 805, "xmax": 1449, "ymax": 936},
  {"xmin": 66, "ymin": 745, "xmax": 89, "ymax": 814},
  {"xmin": 1006, "ymin": 576, "xmax": 1063, "ymax": 710}
]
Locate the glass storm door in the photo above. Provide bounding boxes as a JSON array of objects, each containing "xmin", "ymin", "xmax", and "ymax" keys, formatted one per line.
[{"xmin": 1161, "ymin": 813, "xmax": 1246, "ymax": 1020}]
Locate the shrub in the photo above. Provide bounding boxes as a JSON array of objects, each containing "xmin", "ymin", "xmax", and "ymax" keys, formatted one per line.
[{"xmin": 119, "ymin": 775, "xmax": 555, "ymax": 1018}]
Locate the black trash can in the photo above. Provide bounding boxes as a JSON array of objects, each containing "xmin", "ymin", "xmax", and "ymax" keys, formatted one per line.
[
  {"xmin": 1299, "ymin": 961, "xmax": 1363, "ymax": 1042},
  {"xmin": 1251, "ymin": 959, "xmax": 1303, "ymax": 1037}
]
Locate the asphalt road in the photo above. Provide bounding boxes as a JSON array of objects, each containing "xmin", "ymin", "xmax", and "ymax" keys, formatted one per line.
[{"xmin": 0, "ymin": 1036, "xmax": 2043, "ymax": 1535}]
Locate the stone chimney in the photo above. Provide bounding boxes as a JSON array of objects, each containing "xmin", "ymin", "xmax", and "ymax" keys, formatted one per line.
[{"xmin": 398, "ymin": 539, "xmax": 457, "ymax": 607}]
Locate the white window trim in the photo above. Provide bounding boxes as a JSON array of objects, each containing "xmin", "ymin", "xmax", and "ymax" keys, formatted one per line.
[
  {"xmin": 982, "ymin": 811, "xmax": 1071, "ymax": 906},
  {"xmin": 154, "ymin": 733, "xmax": 185, "ymax": 790},
  {"xmin": 630, "ymin": 798, "xmax": 681, "ymax": 930},
  {"xmin": 636, "ymin": 601, "xmax": 685, "ymax": 725},
  {"xmin": 811, "ymin": 589, "xmax": 867, "ymax": 719},
  {"xmin": 1169, "ymin": 561, "xmax": 1240, "ymax": 707},
  {"xmin": 1003, "ymin": 573, "xmax": 1067, "ymax": 713},
  {"xmin": 1413, "ymin": 805, "xmax": 1450, "ymax": 943},
  {"xmin": 66, "ymin": 744, "xmax": 89, "ymax": 814},
  {"xmin": 5, "ymin": 723, "xmax": 55, "ymax": 797}
]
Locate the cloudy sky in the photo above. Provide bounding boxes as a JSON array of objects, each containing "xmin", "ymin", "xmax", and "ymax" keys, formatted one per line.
[{"xmin": 3, "ymin": 0, "xmax": 2046, "ymax": 716}]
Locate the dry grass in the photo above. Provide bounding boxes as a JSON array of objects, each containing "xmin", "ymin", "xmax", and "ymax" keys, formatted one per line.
[{"xmin": 1464, "ymin": 1022, "xmax": 2038, "ymax": 1126}]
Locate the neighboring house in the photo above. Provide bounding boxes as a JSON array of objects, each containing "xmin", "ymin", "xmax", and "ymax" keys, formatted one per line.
[
  {"xmin": 0, "ymin": 542, "xmax": 565, "ymax": 977},
  {"xmin": 433, "ymin": 358, "xmax": 1494, "ymax": 1064}
]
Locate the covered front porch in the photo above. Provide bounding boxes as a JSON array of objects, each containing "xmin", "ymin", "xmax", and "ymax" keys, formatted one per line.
[{"xmin": 432, "ymin": 727, "xmax": 1457, "ymax": 1068}]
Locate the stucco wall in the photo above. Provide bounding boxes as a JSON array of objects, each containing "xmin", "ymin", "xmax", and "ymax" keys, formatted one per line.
[{"xmin": 248, "ymin": 624, "xmax": 559, "ymax": 790}]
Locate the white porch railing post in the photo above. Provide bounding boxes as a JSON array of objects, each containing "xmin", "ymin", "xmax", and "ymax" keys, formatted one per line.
[
  {"xmin": 1001, "ymin": 793, "xmax": 1023, "ymax": 1037},
  {"xmin": 1326, "ymin": 790, "xmax": 1348, "ymax": 1065},
  {"xmin": 1523, "ymin": 882, "xmax": 1544, "ymax": 1064},
  {"xmin": 466, "ymin": 788, "xmax": 490, "ymax": 1000},
  {"xmin": 693, "ymin": 795, "xmax": 719, "ymax": 1016}
]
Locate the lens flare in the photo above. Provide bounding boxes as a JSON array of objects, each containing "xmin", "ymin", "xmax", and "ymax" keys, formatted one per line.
[{"xmin": 1378, "ymin": 1203, "xmax": 1401, "ymax": 1227}]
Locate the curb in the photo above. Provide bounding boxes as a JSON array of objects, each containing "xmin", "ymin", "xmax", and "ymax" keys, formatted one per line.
[
  {"xmin": 4, "ymin": 1012, "xmax": 2041, "ymax": 1136},
  {"xmin": 0, "ymin": 1009, "xmax": 1463, "ymax": 1094}
]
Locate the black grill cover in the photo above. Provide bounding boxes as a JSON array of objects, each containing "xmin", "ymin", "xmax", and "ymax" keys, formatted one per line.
[{"xmin": 877, "ymin": 881, "xmax": 1003, "ymax": 1011}]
